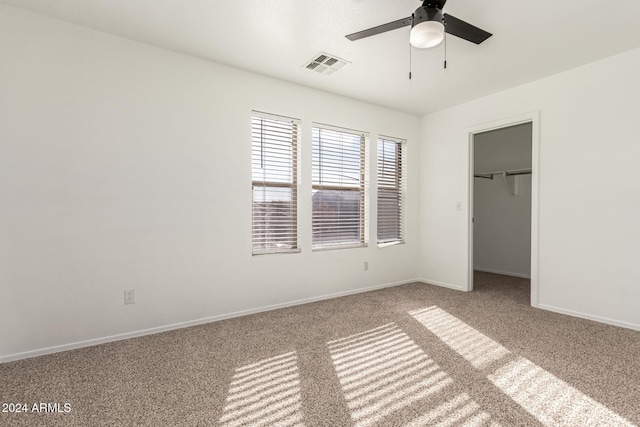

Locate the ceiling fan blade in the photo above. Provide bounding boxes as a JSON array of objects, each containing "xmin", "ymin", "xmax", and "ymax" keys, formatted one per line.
[
  {"xmin": 346, "ymin": 16, "xmax": 412, "ymax": 41},
  {"xmin": 443, "ymin": 13, "xmax": 492, "ymax": 44}
]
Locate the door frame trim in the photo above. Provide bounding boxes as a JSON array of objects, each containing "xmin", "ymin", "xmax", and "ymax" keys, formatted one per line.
[{"xmin": 467, "ymin": 111, "xmax": 540, "ymax": 307}]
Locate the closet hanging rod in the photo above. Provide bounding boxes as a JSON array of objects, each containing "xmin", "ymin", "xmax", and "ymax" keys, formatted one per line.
[{"xmin": 474, "ymin": 168, "xmax": 531, "ymax": 180}]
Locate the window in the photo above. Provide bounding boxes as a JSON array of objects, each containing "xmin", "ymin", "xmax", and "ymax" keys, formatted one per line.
[
  {"xmin": 251, "ymin": 112, "xmax": 300, "ymax": 255},
  {"xmin": 377, "ymin": 137, "xmax": 406, "ymax": 245},
  {"xmin": 312, "ymin": 124, "xmax": 368, "ymax": 249}
]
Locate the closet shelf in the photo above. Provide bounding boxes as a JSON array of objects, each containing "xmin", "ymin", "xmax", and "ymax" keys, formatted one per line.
[
  {"xmin": 474, "ymin": 168, "xmax": 531, "ymax": 180},
  {"xmin": 474, "ymin": 168, "xmax": 531, "ymax": 196}
]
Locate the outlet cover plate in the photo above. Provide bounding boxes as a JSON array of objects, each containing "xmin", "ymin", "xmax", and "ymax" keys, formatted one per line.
[{"xmin": 124, "ymin": 289, "xmax": 135, "ymax": 305}]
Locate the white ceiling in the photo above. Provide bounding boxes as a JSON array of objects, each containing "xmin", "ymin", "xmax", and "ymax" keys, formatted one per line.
[{"xmin": 3, "ymin": 0, "xmax": 640, "ymax": 115}]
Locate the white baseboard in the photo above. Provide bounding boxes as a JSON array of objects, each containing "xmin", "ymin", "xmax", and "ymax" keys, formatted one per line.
[
  {"xmin": 537, "ymin": 303, "xmax": 640, "ymax": 332},
  {"xmin": 0, "ymin": 278, "xmax": 422, "ymax": 364},
  {"xmin": 474, "ymin": 267, "xmax": 531, "ymax": 279},
  {"xmin": 418, "ymin": 278, "xmax": 466, "ymax": 292}
]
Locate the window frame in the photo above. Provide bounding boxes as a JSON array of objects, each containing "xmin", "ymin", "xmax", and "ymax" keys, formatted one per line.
[
  {"xmin": 311, "ymin": 123, "xmax": 369, "ymax": 251},
  {"xmin": 251, "ymin": 111, "xmax": 301, "ymax": 256},
  {"xmin": 377, "ymin": 136, "xmax": 406, "ymax": 247}
]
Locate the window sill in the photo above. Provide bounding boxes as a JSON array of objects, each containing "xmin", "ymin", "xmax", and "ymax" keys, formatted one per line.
[
  {"xmin": 252, "ymin": 248, "xmax": 302, "ymax": 256},
  {"xmin": 377, "ymin": 241, "xmax": 404, "ymax": 248},
  {"xmin": 312, "ymin": 243, "xmax": 368, "ymax": 252}
]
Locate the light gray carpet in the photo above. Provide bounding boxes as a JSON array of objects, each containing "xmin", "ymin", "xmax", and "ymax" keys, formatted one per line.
[{"xmin": 2, "ymin": 272, "xmax": 639, "ymax": 426}]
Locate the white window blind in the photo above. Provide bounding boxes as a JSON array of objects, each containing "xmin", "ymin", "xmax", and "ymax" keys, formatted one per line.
[
  {"xmin": 312, "ymin": 124, "xmax": 368, "ymax": 250},
  {"xmin": 251, "ymin": 112, "xmax": 300, "ymax": 255},
  {"xmin": 377, "ymin": 137, "xmax": 406, "ymax": 245}
]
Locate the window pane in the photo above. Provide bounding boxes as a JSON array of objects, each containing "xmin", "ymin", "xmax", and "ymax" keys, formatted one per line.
[
  {"xmin": 312, "ymin": 189, "xmax": 362, "ymax": 247},
  {"xmin": 312, "ymin": 128, "xmax": 363, "ymax": 188},
  {"xmin": 253, "ymin": 186, "xmax": 296, "ymax": 251},
  {"xmin": 378, "ymin": 189, "xmax": 401, "ymax": 242},
  {"xmin": 252, "ymin": 117, "xmax": 295, "ymax": 184}
]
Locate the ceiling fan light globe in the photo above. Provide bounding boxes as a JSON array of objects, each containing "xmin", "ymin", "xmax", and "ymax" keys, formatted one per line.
[{"xmin": 410, "ymin": 21, "xmax": 445, "ymax": 49}]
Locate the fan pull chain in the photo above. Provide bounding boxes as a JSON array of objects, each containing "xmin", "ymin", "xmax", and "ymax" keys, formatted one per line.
[
  {"xmin": 409, "ymin": 42, "xmax": 412, "ymax": 80},
  {"xmin": 444, "ymin": 31, "xmax": 447, "ymax": 69},
  {"xmin": 409, "ymin": 15, "xmax": 413, "ymax": 80}
]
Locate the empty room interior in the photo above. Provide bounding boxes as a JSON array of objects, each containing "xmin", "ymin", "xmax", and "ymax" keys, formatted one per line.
[{"xmin": 1, "ymin": 1, "xmax": 640, "ymax": 426}]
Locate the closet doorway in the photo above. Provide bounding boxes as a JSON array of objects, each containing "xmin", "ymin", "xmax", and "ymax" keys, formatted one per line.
[{"xmin": 467, "ymin": 113, "xmax": 539, "ymax": 307}]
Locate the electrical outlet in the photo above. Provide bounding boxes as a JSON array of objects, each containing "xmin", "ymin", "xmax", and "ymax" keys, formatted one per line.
[
  {"xmin": 456, "ymin": 201, "xmax": 463, "ymax": 211},
  {"xmin": 124, "ymin": 289, "xmax": 135, "ymax": 305},
  {"xmin": 364, "ymin": 261, "xmax": 369, "ymax": 271}
]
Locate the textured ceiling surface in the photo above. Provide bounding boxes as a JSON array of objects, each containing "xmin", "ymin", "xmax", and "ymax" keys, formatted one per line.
[{"xmin": 2, "ymin": 0, "xmax": 640, "ymax": 115}]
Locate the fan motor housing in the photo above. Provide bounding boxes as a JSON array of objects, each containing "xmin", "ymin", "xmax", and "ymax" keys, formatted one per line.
[{"xmin": 413, "ymin": 6, "xmax": 443, "ymax": 26}]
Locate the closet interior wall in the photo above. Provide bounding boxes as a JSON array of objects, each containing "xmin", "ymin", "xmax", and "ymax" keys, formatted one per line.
[{"xmin": 473, "ymin": 123, "xmax": 532, "ymax": 279}]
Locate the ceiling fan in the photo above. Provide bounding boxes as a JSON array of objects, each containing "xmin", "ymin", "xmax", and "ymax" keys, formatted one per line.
[{"xmin": 346, "ymin": 0, "xmax": 492, "ymax": 49}]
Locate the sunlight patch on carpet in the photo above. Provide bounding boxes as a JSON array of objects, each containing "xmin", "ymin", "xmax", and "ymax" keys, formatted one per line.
[
  {"xmin": 402, "ymin": 393, "xmax": 501, "ymax": 427},
  {"xmin": 328, "ymin": 323, "xmax": 495, "ymax": 427},
  {"xmin": 218, "ymin": 351, "xmax": 304, "ymax": 427},
  {"xmin": 489, "ymin": 357, "xmax": 635, "ymax": 427},
  {"xmin": 410, "ymin": 307, "xmax": 509, "ymax": 369},
  {"xmin": 410, "ymin": 306, "xmax": 635, "ymax": 427}
]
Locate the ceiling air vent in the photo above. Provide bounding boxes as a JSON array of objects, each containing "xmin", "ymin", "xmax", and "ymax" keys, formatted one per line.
[{"xmin": 303, "ymin": 52, "xmax": 350, "ymax": 75}]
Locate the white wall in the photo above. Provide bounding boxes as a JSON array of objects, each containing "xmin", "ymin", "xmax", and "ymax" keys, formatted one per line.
[
  {"xmin": 473, "ymin": 124, "xmax": 532, "ymax": 278},
  {"xmin": 419, "ymin": 46, "xmax": 640, "ymax": 329},
  {"xmin": 0, "ymin": 5, "xmax": 420, "ymax": 361}
]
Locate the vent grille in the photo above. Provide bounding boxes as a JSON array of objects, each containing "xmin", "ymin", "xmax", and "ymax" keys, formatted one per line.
[{"xmin": 303, "ymin": 52, "xmax": 350, "ymax": 75}]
